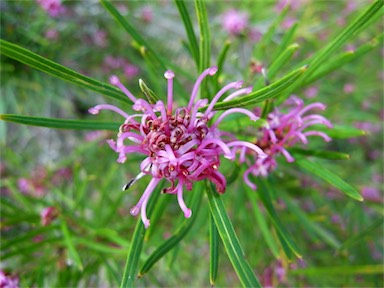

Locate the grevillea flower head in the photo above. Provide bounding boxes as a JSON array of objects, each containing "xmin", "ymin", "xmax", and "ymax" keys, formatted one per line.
[
  {"xmin": 36, "ymin": 0, "xmax": 65, "ymax": 17},
  {"xmin": 221, "ymin": 9, "xmax": 249, "ymax": 36},
  {"xmin": 241, "ymin": 96, "xmax": 333, "ymax": 190},
  {"xmin": 0, "ymin": 270, "xmax": 19, "ymax": 288},
  {"xmin": 89, "ymin": 67, "xmax": 267, "ymax": 228}
]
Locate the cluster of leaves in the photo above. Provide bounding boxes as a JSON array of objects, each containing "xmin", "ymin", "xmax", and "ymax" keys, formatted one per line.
[{"xmin": 1, "ymin": 0, "xmax": 383, "ymax": 287}]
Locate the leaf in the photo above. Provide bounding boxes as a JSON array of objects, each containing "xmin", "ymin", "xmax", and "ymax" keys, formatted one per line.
[
  {"xmin": 214, "ymin": 40, "xmax": 231, "ymax": 92},
  {"xmin": 295, "ymin": 158, "xmax": 364, "ymax": 201},
  {"xmin": 303, "ymin": 35, "xmax": 383, "ymax": 86},
  {"xmin": 100, "ymin": 0, "xmax": 167, "ymax": 71},
  {"xmin": 291, "ymin": 265, "xmax": 384, "ymax": 276},
  {"xmin": 175, "ymin": 0, "xmax": 200, "ymax": 68},
  {"xmin": 338, "ymin": 216, "xmax": 384, "ymax": 252},
  {"xmin": 255, "ymin": 178, "xmax": 302, "ymax": 259},
  {"xmin": 288, "ymin": 148, "xmax": 350, "ymax": 160},
  {"xmin": 120, "ymin": 181, "xmax": 163, "ymax": 288},
  {"xmin": 195, "ymin": 0, "xmax": 211, "ymax": 99},
  {"xmin": 313, "ymin": 124, "xmax": 367, "ymax": 139},
  {"xmin": 270, "ymin": 23, "xmax": 298, "ymax": 62},
  {"xmin": 0, "ymin": 40, "xmax": 129, "ymax": 104},
  {"xmin": 0, "ymin": 114, "xmax": 120, "ymax": 130},
  {"xmin": 205, "ymin": 65, "xmax": 307, "ymax": 111},
  {"xmin": 244, "ymin": 185, "xmax": 280, "ymax": 259},
  {"xmin": 210, "ymin": 214, "xmax": 219, "ymax": 286},
  {"xmin": 281, "ymin": 194, "xmax": 341, "ymax": 249},
  {"xmin": 206, "ymin": 182, "xmax": 262, "ymax": 287},
  {"xmin": 139, "ymin": 186, "xmax": 203, "ymax": 276},
  {"xmin": 139, "ymin": 79, "xmax": 159, "ymax": 104},
  {"xmin": 60, "ymin": 219, "xmax": 83, "ymax": 271}
]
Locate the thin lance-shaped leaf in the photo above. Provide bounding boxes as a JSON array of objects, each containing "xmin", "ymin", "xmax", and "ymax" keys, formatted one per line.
[
  {"xmin": 288, "ymin": 148, "xmax": 350, "ymax": 160},
  {"xmin": 120, "ymin": 182, "xmax": 163, "ymax": 288},
  {"xmin": 271, "ymin": 23, "xmax": 298, "ymax": 61},
  {"xmin": 0, "ymin": 114, "xmax": 120, "ymax": 131},
  {"xmin": 295, "ymin": 158, "xmax": 364, "ymax": 201},
  {"xmin": 175, "ymin": 0, "xmax": 200, "ymax": 68},
  {"xmin": 244, "ymin": 184, "xmax": 280, "ymax": 259},
  {"xmin": 60, "ymin": 219, "xmax": 83, "ymax": 271},
  {"xmin": 280, "ymin": 0, "xmax": 383, "ymax": 100},
  {"xmin": 303, "ymin": 34, "xmax": 383, "ymax": 86},
  {"xmin": 254, "ymin": 43, "xmax": 300, "ymax": 90},
  {"xmin": 291, "ymin": 265, "xmax": 384, "ymax": 276},
  {"xmin": 195, "ymin": 0, "xmax": 211, "ymax": 99},
  {"xmin": 0, "ymin": 40, "xmax": 129, "ymax": 104},
  {"xmin": 139, "ymin": 79, "xmax": 159, "ymax": 104},
  {"xmin": 210, "ymin": 213, "xmax": 219, "ymax": 286},
  {"xmin": 255, "ymin": 178, "xmax": 302, "ymax": 259},
  {"xmin": 280, "ymin": 193, "xmax": 341, "ymax": 249},
  {"xmin": 139, "ymin": 187, "xmax": 203, "ymax": 276},
  {"xmin": 338, "ymin": 216, "xmax": 383, "ymax": 252},
  {"xmin": 214, "ymin": 40, "xmax": 231, "ymax": 92},
  {"xmin": 195, "ymin": 0, "xmax": 210, "ymax": 72},
  {"xmin": 205, "ymin": 65, "xmax": 307, "ymax": 111},
  {"xmin": 313, "ymin": 124, "xmax": 366, "ymax": 139},
  {"xmin": 100, "ymin": 0, "xmax": 167, "ymax": 71},
  {"xmin": 206, "ymin": 182, "xmax": 262, "ymax": 287},
  {"xmin": 303, "ymin": 0, "xmax": 383, "ymax": 80}
]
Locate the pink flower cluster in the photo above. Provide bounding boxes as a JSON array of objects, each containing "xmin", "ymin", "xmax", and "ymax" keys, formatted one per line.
[
  {"xmin": 241, "ymin": 96, "xmax": 333, "ymax": 189},
  {"xmin": 102, "ymin": 56, "xmax": 139, "ymax": 79},
  {"xmin": 36, "ymin": 0, "xmax": 65, "ymax": 17},
  {"xmin": 221, "ymin": 9, "xmax": 249, "ymax": 36},
  {"xmin": 0, "ymin": 270, "xmax": 19, "ymax": 288},
  {"xmin": 89, "ymin": 67, "xmax": 267, "ymax": 228}
]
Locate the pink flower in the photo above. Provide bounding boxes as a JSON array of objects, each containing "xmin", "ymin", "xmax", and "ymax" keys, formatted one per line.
[
  {"xmin": 241, "ymin": 96, "xmax": 332, "ymax": 189},
  {"xmin": 0, "ymin": 270, "xmax": 19, "ymax": 288},
  {"xmin": 343, "ymin": 83, "xmax": 355, "ymax": 94},
  {"xmin": 36, "ymin": 0, "xmax": 64, "ymax": 17},
  {"xmin": 140, "ymin": 6, "xmax": 153, "ymax": 23},
  {"xmin": 93, "ymin": 30, "xmax": 107, "ymax": 48},
  {"xmin": 41, "ymin": 207, "xmax": 58, "ymax": 226},
  {"xmin": 304, "ymin": 86, "xmax": 318, "ymax": 99},
  {"xmin": 221, "ymin": 9, "xmax": 249, "ymax": 36},
  {"xmin": 361, "ymin": 186, "xmax": 382, "ymax": 203},
  {"xmin": 89, "ymin": 67, "xmax": 266, "ymax": 228}
]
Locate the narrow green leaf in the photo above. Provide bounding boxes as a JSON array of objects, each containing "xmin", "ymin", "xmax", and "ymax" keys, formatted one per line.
[
  {"xmin": 255, "ymin": 179, "xmax": 302, "ymax": 259},
  {"xmin": 0, "ymin": 114, "xmax": 120, "ymax": 130},
  {"xmin": 195, "ymin": 0, "xmax": 210, "ymax": 73},
  {"xmin": 194, "ymin": 0, "xmax": 211, "ymax": 100},
  {"xmin": 206, "ymin": 65, "xmax": 307, "ymax": 111},
  {"xmin": 295, "ymin": 158, "xmax": 364, "ymax": 201},
  {"xmin": 288, "ymin": 148, "xmax": 350, "ymax": 160},
  {"xmin": 281, "ymin": 194, "xmax": 341, "ymax": 249},
  {"xmin": 302, "ymin": 0, "xmax": 383, "ymax": 82},
  {"xmin": 206, "ymin": 182, "xmax": 262, "ymax": 287},
  {"xmin": 120, "ymin": 181, "xmax": 163, "ymax": 288},
  {"xmin": 271, "ymin": 23, "xmax": 298, "ymax": 61},
  {"xmin": 0, "ymin": 40, "xmax": 129, "ymax": 103},
  {"xmin": 313, "ymin": 124, "xmax": 366, "ymax": 139},
  {"xmin": 245, "ymin": 185, "xmax": 280, "ymax": 259},
  {"xmin": 338, "ymin": 216, "xmax": 383, "ymax": 252},
  {"xmin": 303, "ymin": 35, "xmax": 383, "ymax": 86},
  {"xmin": 139, "ymin": 79, "xmax": 159, "ymax": 104},
  {"xmin": 60, "ymin": 219, "xmax": 83, "ymax": 271},
  {"xmin": 209, "ymin": 213, "xmax": 219, "ymax": 286},
  {"xmin": 100, "ymin": 0, "xmax": 167, "ymax": 71},
  {"xmin": 291, "ymin": 265, "xmax": 384, "ymax": 275},
  {"xmin": 214, "ymin": 40, "xmax": 231, "ymax": 92},
  {"xmin": 139, "ymin": 187, "xmax": 203, "ymax": 276},
  {"xmin": 175, "ymin": 0, "xmax": 200, "ymax": 68}
]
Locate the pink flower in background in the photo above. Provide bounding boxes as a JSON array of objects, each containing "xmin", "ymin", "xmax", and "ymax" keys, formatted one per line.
[
  {"xmin": 36, "ymin": 0, "xmax": 65, "ymax": 17},
  {"xmin": 89, "ymin": 67, "xmax": 267, "ymax": 228},
  {"xmin": 123, "ymin": 63, "xmax": 140, "ymax": 78},
  {"xmin": 361, "ymin": 186, "xmax": 382, "ymax": 202},
  {"xmin": 140, "ymin": 6, "xmax": 153, "ymax": 23},
  {"xmin": 304, "ymin": 86, "xmax": 319, "ymax": 99},
  {"xmin": 343, "ymin": 83, "xmax": 355, "ymax": 94},
  {"xmin": 93, "ymin": 30, "xmax": 107, "ymax": 48},
  {"xmin": 103, "ymin": 56, "xmax": 139, "ymax": 78},
  {"xmin": 222, "ymin": 9, "xmax": 249, "ymax": 36},
  {"xmin": 41, "ymin": 207, "xmax": 58, "ymax": 226},
  {"xmin": 281, "ymin": 17, "xmax": 297, "ymax": 29},
  {"xmin": 45, "ymin": 29, "xmax": 59, "ymax": 40},
  {"xmin": 241, "ymin": 96, "xmax": 333, "ymax": 189},
  {"xmin": 0, "ymin": 270, "xmax": 19, "ymax": 288}
]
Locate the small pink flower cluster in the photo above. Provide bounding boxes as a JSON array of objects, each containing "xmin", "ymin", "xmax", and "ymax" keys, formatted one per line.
[
  {"xmin": 221, "ymin": 9, "xmax": 249, "ymax": 36},
  {"xmin": 36, "ymin": 0, "xmax": 65, "ymax": 17},
  {"xmin": 241, "ymin": 96, "xmax": 333, "ymax": 189},
  {"xmin": 103, "ymin": 56, "xmax": 139, "ymax": 79},
  {"xmin": 89, "ymin": 67, "xmax": 267, "ymax": 228}
]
